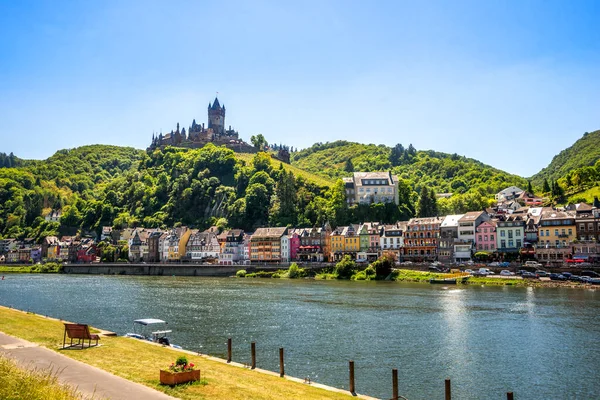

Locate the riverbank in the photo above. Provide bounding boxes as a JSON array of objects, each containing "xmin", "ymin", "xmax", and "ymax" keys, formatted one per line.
[{"xmin": 0, "ymin": 305, "xmax": 370, "ymax": 400}]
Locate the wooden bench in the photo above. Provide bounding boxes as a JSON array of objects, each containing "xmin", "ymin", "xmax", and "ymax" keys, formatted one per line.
[{"xmin": 62, "ymin": 323, "xmax": 100, "ymax": 349}]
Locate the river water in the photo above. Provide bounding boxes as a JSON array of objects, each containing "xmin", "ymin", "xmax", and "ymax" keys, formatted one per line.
[{"xmin": 1, "ymin": 275, "xmax": 599, "ymax": 399}]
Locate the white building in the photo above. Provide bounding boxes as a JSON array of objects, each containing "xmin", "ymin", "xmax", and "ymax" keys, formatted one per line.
[
  {"xmin": 495, "ymin": 186, "xmax": 524, "ymax": 202},
  {"xmin": 280, "ymin": 235, "xmax": 290, "ymax": 263},
  {"xmin": 343, "ymin": 172, "xmax": 400, "ymax": 206}
]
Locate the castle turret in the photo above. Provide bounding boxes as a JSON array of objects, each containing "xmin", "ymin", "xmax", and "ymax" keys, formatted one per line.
[{"xmin": 208, "ymin": 97, "xmax": 225, "ymax": 136}]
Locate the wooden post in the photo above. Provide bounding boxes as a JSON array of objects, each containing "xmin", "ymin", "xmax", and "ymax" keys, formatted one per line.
[
  {"xmin": 227, "ymin": 338, "xmax": 232, "ymax": 363},
  {"xmin": 392, "ymin": 368, "xmax": 398, "ymax": 400},
  {"xmin": 251, "ymin": 341, "xmax": 256, "ymax": 369},
  {"xmin": 349, "ymin": 360, "xmax": 355, "ymax": 394},
  {"xmin": 507, "ymin": 392, "xmax": 514, "ymax": 400},
  {"xmin": 279, "ymin": 347, "xmax": 284, "ymax": 377},
  {"xmin": 445, "ymin": 378, "xmax": 451, "ymax": 400}
]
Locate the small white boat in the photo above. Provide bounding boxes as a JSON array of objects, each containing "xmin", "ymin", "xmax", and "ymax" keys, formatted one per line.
[{"xmin": 125, "ymin": 318, "xmax": 182, "ymax": 349}]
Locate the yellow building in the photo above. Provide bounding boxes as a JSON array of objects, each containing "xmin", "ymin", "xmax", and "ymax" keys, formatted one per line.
[
  {"xmin": 329, "ymin": 225, "xmax": 359, "ymax": 261},
  {"xmin": 538, "ymin": 209, "xmax": 576, "ymax": 248}
]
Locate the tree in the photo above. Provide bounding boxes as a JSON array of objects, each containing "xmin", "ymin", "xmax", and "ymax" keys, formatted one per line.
[
  {"xmin": 593, "ymin": 196, "xmax": 600, "ymax": 208},
  {"xmin": 389, "ymin": 143, "xmax": 405, "ymax": 166},
  {"xmin": 250, "ymin": 134, "xmax": 268, "ymax": 151},
  {"xmin": 344, "ymin": 159, "xmax": 354, "ymax": 173},
  {"xmin": 527, "ymin": 180, "xmax": 533, "ymax": 194},
  {"xmin": 417, "ymin": 188, "xmax": 435, "ymax": 217},
  {"xmin": 334, "ymin": 255, "xmax": 356, "ymax": 279},
  {"xmin": 543, "ymin": 179, "xmax": 551, "ymax": 193}
]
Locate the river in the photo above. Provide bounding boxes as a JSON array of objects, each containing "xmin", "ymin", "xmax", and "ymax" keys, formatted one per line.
[{"xmin": 1, "ymin": 274, "xmax": 599, "ymax": 399}]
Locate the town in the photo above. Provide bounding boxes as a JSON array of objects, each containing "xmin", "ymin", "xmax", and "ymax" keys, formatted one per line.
[{"xmin": 2, "ymin": 182, "xmax": 599, "ymax": 267}]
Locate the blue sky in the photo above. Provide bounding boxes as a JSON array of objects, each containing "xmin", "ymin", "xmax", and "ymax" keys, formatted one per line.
[{"xmin": 1, "ymin": 0, "xmax": 598, "ymax": 177}]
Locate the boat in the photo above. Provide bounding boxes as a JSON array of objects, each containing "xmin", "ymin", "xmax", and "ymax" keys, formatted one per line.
[
  {"xmin": 125, "ymin": 318, "xmax": 182, "ymax": 349},
  {"xmin": 430, "ymin": 278, "xmax": 457, "ymax": 284}
]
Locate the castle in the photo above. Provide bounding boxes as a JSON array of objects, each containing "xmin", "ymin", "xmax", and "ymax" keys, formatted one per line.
[{"xmin": 148, "ymin": 97, "xmax": 255, "ymax": 152}]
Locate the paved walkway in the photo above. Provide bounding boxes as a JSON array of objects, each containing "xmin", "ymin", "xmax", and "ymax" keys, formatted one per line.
[{"xmin": 0, "ymin": 331, "xmax": 174, "ymax": 400}]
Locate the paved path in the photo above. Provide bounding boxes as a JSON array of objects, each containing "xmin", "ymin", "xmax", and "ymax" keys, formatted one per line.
[{"xmin": 0, "ymin": 331, "xmax": 174, "ymax": 400}]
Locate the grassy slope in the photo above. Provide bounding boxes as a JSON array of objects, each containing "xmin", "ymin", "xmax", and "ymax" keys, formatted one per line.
[
  {"xmin": 568, "ymin": 186, "xmax": 600, "ymax": 203},
  {"xmin": 0, "ymin": 355, "xmax": 85, "ymax": 400},
  {"xmin": 236, "ymin": 153, "xmax": 333, "ymax": 187},
  {"xmin": 0, "ymin": 306, "xmax": 354, "ymax": 400},
  {"xmin": 532, "ymin": 130, "xmax": 600, "ymax": 184}
]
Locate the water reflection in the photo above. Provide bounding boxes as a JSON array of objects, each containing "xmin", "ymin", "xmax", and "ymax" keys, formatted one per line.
[{"xmin": 1, "ymin": 275, "xmax": 599, "ymax": 400}]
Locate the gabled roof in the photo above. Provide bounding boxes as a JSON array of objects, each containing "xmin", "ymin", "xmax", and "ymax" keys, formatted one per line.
[
  {"xmin": 441, "ymin": 214, "xmax": 464, "ymax": 228},
  {"xmin": 458, "ymin": 211, "xmax": 484, "ymax": 222},
  {"xmin": 252, "ymin": 227, "xmax": 288, "ymax": 239}
]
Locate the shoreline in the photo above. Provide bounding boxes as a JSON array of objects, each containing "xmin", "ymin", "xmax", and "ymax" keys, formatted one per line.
[{"xmin": 0, "ymin": 305, "xmax": 377, "ymax": 400}]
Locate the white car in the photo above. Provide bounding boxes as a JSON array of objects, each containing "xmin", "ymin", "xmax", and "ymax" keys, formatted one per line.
[{"xmin": 500, "ymin": 270, "xmax": 514, "ymax": 276}]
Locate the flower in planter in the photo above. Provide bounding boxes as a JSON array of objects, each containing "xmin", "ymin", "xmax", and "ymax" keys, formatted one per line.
[{"xmin": 168, "ymin": 356, "xmax": 195, "ymax": 373}]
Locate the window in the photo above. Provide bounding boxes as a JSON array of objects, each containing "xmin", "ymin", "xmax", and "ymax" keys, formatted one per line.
[
  {"xmin": 516, "ymin": 239, "xmax": 522, "ymax": 248},
  {"xmin": 501, "ymin": 231, "xmax": 505, "ymax": 237},
  {"xmin": 580, "ymin": 223, "xmax": 586, "ymax": 231},
  {"xmin": 478, "ymin": 235, "xmax": 482, "ymax": 241},
  {"xmin": 569, "ymin": 229, "xmax": 573, "ymax": 236},
  {"xmin": 540, "ymin": 230, "xmax": 544, "ymax": 237},
  {"xmin": 508, "ymin": 240, "xmax": 514, "ymax": 248},
  {"xmin": 508, "ymin": 230, "xmax": 513, "ymax": 239},
  {"xmin": 490, "ymin": 234, "xmax": 494, "ymax": 240},
  {"xmin": 501, "ymin": 240, "xmax": 506, "ymax": 248}
]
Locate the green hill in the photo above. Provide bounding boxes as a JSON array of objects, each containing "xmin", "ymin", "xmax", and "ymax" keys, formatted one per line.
[
  {"xmin": 291, "ymin": 141, "xmax": 528, "ymax": 213},
  {"xmin": 532, "ymin": 130, "xmax": 600, "ymax": 185}
]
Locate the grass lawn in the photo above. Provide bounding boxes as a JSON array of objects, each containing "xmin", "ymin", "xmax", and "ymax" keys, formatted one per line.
[
  {"xmin": 567, "ymin": 185, "xmax": 600, "ymax": 203},
  {"xmin": 0, "ymin": 306, "xmax": 356, "ymax": 400},
  {"xmin": 236, "ymin": 153, "xmax": 333, "ymax": 187}
]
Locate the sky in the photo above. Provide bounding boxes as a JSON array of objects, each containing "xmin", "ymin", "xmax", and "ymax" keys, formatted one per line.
[{"xmin": 0, "ymin": 0, "xmax": 598, "ymax": 177}]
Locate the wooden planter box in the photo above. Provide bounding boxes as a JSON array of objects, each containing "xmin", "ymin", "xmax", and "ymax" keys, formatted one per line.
[{"xmin": 160, "ymin": 369, "xmax": 200, "ymax": 386}]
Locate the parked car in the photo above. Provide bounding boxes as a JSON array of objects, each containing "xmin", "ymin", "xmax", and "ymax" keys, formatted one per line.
[
  {"xmin": 500, "ymin": 270, "xmax": 514, "ymax": 276},
  {"xmin": 464, "ymin": 269, "xmax": 474, "ymax": 274},
  {"xmin": 568, "ymin": 275, "xmax": 582, "ymax": 282},
  {"xmin": 535, "ymin": 270, "xmax": 549, "ymax": 277},
  {"xmin": 516, "ymin": 270, "xmax": 528, "ymax": 275},
  {"xmin": 477, "ymin": 268, "xmax": 493, "ymax": 276},
  {"xmin": 522, "ymin": 272, "xmax": 537, "ymax": 278},
  {"xmin": 589, "ymin": 278, "xmax": 600, "ymax": 285},
  {"xmin": 549, "ymin": 273, "xmax": 567, "ymax": 281},
  {"xmin": 581, "ymin": 270, "xmax": 600, "ymax": 277},
  {"xmin": 488, "ymin": 262, "xmax": 500, "ymax": 267},
  {"xmin": 524, "ymin": 261, "xmax": 542, "ymax": 268},
  {"xmin": 561, "ymin": 272, "xmax": 572, "ymax": 279}
]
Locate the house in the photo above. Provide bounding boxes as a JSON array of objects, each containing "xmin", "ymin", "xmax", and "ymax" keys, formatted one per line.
[
  {"xmin": 100, "ymin": 226, "xmax": 113, "ymax": 242},
  {"xmin": 328, "ymin": 225, "xmax": 359, "ymax": 261},
  {"xmin": 496, "ymin": 215, "xmax": 526, "ymax": 255},
  {"xmin": 218, "ymin": 229, "xmax": 245, "ymax": 265},
  {"xmin": 574, "ymin": 204, "xmax": 600, "ymax": 242},
  {"xmin": 187, "ymin": 229, "xmax": 220, "ymax": 261},
  {"xmin": 438, "ymin": 215, "xmax": 463, "ymax": 264},
  {"xmin": 250, "ymin": 227, "xmax": 288, "ymax": 263},
  {"xmin": 129, "ymin": 228, "xmax": 154, "ymax": 262},
  {"xmin": 281, "ymin": 234, "xmax": 290, "ymax": 263},
  {"xmin": 30, "ymin": 247, "xmax": 42, "ymax": 263},
  {"xmin": 18, "ymin": 248, "xmax": 32, "ymax": 263},
  {"xmin": 495, "ymin": 186, "xmax": 524, "ymax": 202},
  {"xmin": 458, "ymin": 211, "xmax": 490, "ymax": 244},
  {"xmin": 288, "ymin": 229, "xmax": 301, "ymax": 261},
  {"xmin": 358, "ymin": 223, "xmax": 381, "ymax": 261},
  {"xmin": 343, "ymin": 172, "xmax": 400, "ymax": 206},
  {"xmin": 475, "ymin": 220, "xmax": 497, "ymax": 253},
  {"xmin": 404, "ymin": 217, "xmax": 442, "ymax": 261},
  {"xmin": 517, "ymin": 191, "xmax": 544, "ymax": 207},
  {"xmin": 146, "ymin": 231, "xmax": 164, "ymax": 262},
  {"xmin": 0, "ymin": 238, "xmax": 17, "ymax": 254},
  {"xmin": 163, "ymin": 227, "xmax": 191, "ymax": 262},
  {"xmin": 379, "ymin": 222, "xmax": 406, "ymax": 261},
  {"xmin": 45, "ymin": 209, "xmax": 62, "ymax": 222},
  {"xmin": 537, "ymin": 209, "xmax": 576, "ymax": 248},
  {"xmin": 297, "ymin": 226, "xmax": 328, "ymax": 262},
  {"xmin": 6, "ymin": 250, "xmax": 19, "ymax": 263}
]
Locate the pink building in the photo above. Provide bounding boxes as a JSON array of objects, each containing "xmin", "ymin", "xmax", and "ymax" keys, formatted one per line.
[
  {"xmin": 476, "ymin": 220, "xmax": 497, "ymax": 252},
  {"xmin": 288, "ymin": 231, "xmax": 301, "ymax": 261}
]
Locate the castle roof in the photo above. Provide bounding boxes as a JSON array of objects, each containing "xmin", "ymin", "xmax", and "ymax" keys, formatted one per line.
[{"xmin": 210, "ymin": 97, "xmax": 222, "ymax": 110}]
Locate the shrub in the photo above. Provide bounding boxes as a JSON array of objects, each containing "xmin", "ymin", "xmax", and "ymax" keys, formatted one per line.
[
  {"xmin": 371, "ymin": 256, "xmax": 394, "ymax": 278},
  {"xmin": 353, "ymin": 265, "xmax": 376, "ymax": 281},
  {"xmin": 287, "ymin": 263, "xmax": 306, "ymax": 279},
  {"xmin": 236, "ymin": 269, "xmax": 247, "ymax": 278},
  {"xmin": 334, "ymin": 255, "xmax": 356, "ymax": 279}
]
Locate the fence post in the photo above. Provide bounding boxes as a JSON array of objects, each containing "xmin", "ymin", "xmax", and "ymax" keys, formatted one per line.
[
  {"xmin": 251, "ymin": 341, "xmax": 256, "ymax": 369},
  {"xmin": 227, "ymin": 338, "xmax": 232, "ymax": 363},
  {"xmin": 445, "ymin": 378, "xmax": 451, "ymax": 400},
  {"xmin": 279, "ymin": 347, "xmax": 284, "ymax": 377},
  {"xmin": 349, "ymin": 360, "xmax": 355, "ymax": 394},
  {"xmin": 507, "ymin": 392, "xmax": 514, "ymax": 400},
  {"xmin": 392, "ymin": 368, "xmax": 398, "ymax": 400}
]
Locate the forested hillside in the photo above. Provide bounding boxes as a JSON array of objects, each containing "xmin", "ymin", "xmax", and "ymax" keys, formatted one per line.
[
  {"xmin": 0, "ymin": 144, "xmax": 412, "ymax": 240},
  {"xmin": 292, "ymin": 141, "xmax": 528, "ymax": 215},
  {"xmin": 532, "ymin": 130, "xmax": 600, "ymax": 185}
]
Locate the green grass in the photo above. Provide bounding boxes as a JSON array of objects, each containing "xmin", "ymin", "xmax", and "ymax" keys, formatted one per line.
[
  {"xmin": 236, "ymin": 153, "xmax": 333, "ymax": 187},
  {"xmin": 0, "ymin": 354, "xmax": 87, "ymax": 400},
  {"xmin": 567, "ymin": 185, "xmax": 600, "ymax": 203},
  {"xmin": 0, "ymin": 263, "xmax": 63, "ymax": 273},
  {"xmin": 0, "ymin": 306, "xmax": 356, "ymax": 400}
]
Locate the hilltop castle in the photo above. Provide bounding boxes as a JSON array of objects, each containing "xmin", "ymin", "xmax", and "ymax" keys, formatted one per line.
[{"xmin": 148, "ymin": 97, "xmax": 255, "ymax": 152}]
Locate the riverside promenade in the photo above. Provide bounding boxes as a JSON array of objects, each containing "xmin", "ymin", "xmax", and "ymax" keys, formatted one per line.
[{"xmin": 0, "ymin": 331, "xmax": 175, "ymax": 400}]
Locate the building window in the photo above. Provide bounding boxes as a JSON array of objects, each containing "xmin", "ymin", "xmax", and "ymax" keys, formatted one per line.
[
  {"xmin": 490, "ymin": 234, "xmax": 494, "ymax": 240},
  {"xmin": 478, "ymin": 235, "xmax": 482, "ymax": 242},
  {"xmin": 501, "ymin": 231, "xmax": 505, "ymax": 237},
  {"xmin": 501, "ymin": 240, "xmax": 506, "ymax": 248}
]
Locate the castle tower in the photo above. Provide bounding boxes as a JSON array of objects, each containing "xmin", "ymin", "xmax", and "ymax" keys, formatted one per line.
[{"xmin": 208, "ymin": 97, "xmax": 225, "ymax": 136}]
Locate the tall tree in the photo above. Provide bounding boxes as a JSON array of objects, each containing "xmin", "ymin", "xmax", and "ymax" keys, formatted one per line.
[
  {"xmin": 344, "ymin": 158, "xmax": 354, "ymax": 173},
  {"xmin": 417, "ymin": 188, "xmax": 434, "ymax": 217},
  {"xmin": 389, "ymin": 143, "xmax": 405, "ymax": 166},
  {"xmin": 542, "ymin": 179, "xmax": 551, "ymax": 193},
  {"xmin": 250, "ymin": 134, "xmax": 268, "ymax": 151},
  {"xmin": 527, "ymin": 180, "xmax": 533, "ymax": 194}
]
